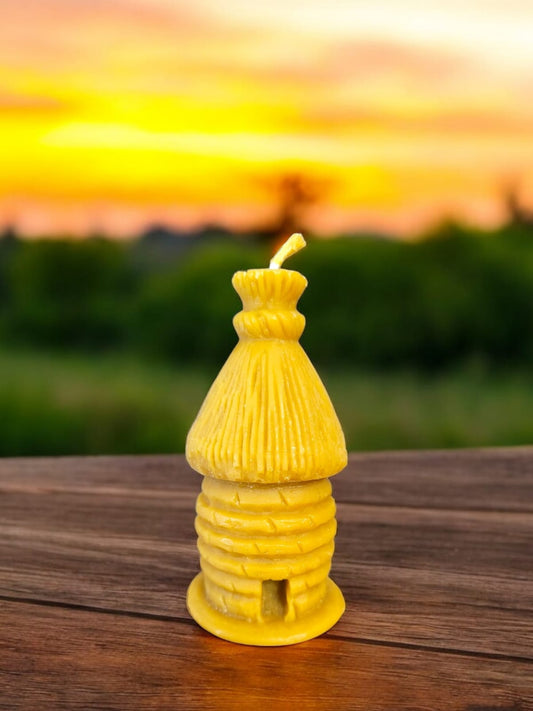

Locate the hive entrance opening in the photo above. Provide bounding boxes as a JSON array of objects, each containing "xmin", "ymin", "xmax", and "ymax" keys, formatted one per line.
[{"xmin": 261, "ymin": 579, "xmax": 288, "ymax": 618}]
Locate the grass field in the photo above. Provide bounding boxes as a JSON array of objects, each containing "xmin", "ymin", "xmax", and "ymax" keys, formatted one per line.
[{"xmin": 0, "ymin": 348, "xmax": 531, "ymax": 457}]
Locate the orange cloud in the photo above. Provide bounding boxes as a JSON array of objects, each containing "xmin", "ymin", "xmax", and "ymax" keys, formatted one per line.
[{"xmin": 0, "ymin": 0, "xmax": 532, "ymax": 236}]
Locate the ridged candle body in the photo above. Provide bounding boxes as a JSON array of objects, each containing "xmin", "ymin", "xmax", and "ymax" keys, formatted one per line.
[{"xmin": 186, "ymin": 268, "xmax": 347, "ymax": 645}]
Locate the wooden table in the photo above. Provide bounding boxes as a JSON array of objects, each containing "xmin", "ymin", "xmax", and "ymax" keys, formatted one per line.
[{"xmin": 1, "ymin": 449, "xmax": 532, "ymax": 710}]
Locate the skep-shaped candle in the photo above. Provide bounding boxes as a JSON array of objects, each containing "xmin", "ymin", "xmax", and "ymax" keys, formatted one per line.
[{"xmin": 186, "ymin": 234, "xmax": 347, "ymax": 645}]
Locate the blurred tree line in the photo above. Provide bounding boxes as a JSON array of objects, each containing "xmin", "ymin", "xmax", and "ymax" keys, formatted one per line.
[{"xmin": 1, "ymin": 219, "xmax": 533, "ymax": 370}]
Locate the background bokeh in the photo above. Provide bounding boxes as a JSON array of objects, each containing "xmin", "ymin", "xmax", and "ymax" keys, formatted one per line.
[{"xmin": 1, "ymin": 0, "xmax": 533, "ymax": 456}]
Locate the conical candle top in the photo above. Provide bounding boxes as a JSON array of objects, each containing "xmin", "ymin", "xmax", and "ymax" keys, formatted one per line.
[{"xmin": 186, "ymin": 235, "xmax": 347, "ymax": 483}]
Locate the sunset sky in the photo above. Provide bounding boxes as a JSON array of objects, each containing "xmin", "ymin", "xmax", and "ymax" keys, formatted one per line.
[{"xmin": 1, "ymin": 0, "xmax": 532, "ymax": 237}]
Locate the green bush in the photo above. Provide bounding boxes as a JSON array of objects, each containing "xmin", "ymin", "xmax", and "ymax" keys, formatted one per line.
[
  {"xmin": 1, "ymin": 224, "xmax": 533, "ymax": 369},
  {"xmin": 134, "ymin": 242, "xmax": 266, "ymax": 364},
  {"xmin": 4, "ymin": 238, "xmax": 135, "ymax": 348}
]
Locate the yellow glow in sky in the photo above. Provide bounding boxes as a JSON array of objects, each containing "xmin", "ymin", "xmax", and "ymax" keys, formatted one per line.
[{"xmin": 1, "ymin": 0, "xmax": 532, "ymax": 236}]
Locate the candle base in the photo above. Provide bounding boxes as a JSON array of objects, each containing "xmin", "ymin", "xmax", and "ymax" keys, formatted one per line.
[{"xmin": 187, "ymin": 572, "xmax": 345, "ymax": 646}]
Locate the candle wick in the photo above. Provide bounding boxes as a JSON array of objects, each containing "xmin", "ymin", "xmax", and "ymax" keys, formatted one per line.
[{"xmin": 269, "ymin": 233, "xmax": 307, "ymax": 270}]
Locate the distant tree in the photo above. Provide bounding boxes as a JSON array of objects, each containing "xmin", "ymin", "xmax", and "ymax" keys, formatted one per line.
[
  {"xmin": 0, "ymin": 226, "xmax": 21, "ymax": 312},
  {"xmin": 504, "ymin": 183, "xmax": 533, "ymax": 229},
  {"xmin": 0, "ymin": 224, "xmax": 19, "ymax": 245},
  {"xmin": 256, "ymin": 172, "xmax": 330, "ymax": 250}
]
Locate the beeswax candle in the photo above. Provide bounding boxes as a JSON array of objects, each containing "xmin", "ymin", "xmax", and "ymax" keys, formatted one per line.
[{"xmin": 186, "ymin": 234, "xmax": 347, "ymax": 645}]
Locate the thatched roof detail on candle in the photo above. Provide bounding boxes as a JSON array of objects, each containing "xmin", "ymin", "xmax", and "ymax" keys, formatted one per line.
[{"xmin": 186, "ymin": 268, "xmax": 347, "ymax": 484}]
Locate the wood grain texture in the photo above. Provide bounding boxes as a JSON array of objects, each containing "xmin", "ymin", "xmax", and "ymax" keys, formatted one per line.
[
  {"xmin": 0, "ymin": 450, "xmax": 532, "ymax": 710},
  {"xmin": 1, "ymin": 447, "xmax": 532, "ymax": 510},
  {"xmin": 339, "ymin": 447, "xmax": 533, "ymax": 512},
  {"xmin": 1, "ymin": 601, "xmax": 531, "ymax": 711}
]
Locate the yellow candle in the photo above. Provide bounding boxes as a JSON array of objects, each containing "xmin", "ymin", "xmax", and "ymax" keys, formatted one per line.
[{"xmin": 186, "ymin": 234, "xmax": 347, "ymax": 645}]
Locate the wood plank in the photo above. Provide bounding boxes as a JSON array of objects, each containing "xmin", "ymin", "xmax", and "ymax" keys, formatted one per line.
[
  {"xmin": 1, "ymin": 447, "xmax": 533, "ymax": 511},
  {"xmin": 0, "ymin": 600, "xmax": 531, "ymax": 711},
  {"xmin": 0, "ymin": 486, "xmax": 197, "ymax": 619},
  {"xmin": 0, "ymin": 454, "xmax": 199, "ymax": 495},
  {"xmin": 336, "ymin": 447, "xmax": 533, "ymax": 512},
  {"xmin": 0, "ymin": 485, "xmax": 531, "ymax": 657},
  {"xmin": 337, "ymin": 504, "xmax": 533, "ymax": 581},
  {"xmin": 335, "ymin": 564, "xmax": 533, "ymax": 659}
]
